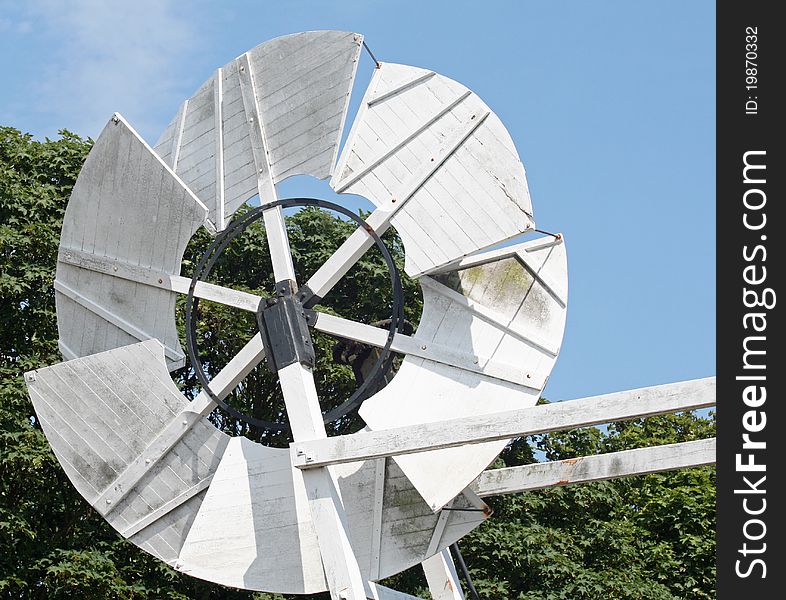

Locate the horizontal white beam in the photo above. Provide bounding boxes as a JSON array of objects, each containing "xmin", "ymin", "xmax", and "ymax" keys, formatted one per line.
[
  {"xmin": 313, "ymin": 312, "xmax": 546, "ymax": 389},
  {"xmin": 472, "ymin": 438, "xmax": 716, "ymax": 497},
  {"xmin": 291, "ymin": 377, "xmax": 716, "ymax": 469}
]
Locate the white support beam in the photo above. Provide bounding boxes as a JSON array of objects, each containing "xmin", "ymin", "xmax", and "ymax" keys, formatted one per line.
[
  {"xmin": 472, "ymin": 438, "xmax": 716, "ymax": 497},
  {"xmin": 422, "ymin": 550, "xmax": 465, "ymax": 600},
  {"xmin": 291, "ymin": 378, "xmax": 716, "ymax": 469},
  {"xmin": 313, "ymin": 312, "xmax": 546, "ymax": 389},
  {"xmin": 57, "ymin": 251, "xmax": 546, "ymax": 388},
  {"xmin": 236, "ymin": 51, "xmax": 296, "ymax": 282},
  {"xmin": 279, "ymin": 363, "xmax": 369, "ymax": 600}
]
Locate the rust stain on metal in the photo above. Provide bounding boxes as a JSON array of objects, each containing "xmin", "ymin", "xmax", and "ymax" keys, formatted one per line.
[
  {"xmin": 556, "ymin": 479, "xmax": 570, "ymax": 486},
  {"xmin": 562, "ymin": 458, "xmax": 578, "ymax": 465}
]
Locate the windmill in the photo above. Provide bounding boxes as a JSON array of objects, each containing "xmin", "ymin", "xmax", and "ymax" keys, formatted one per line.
[{"xmin": 25, "ymin": 31, "xmax": 715, "ymax": 599}]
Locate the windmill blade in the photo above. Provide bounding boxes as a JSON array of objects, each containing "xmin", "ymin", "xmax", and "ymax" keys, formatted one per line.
[
  {"xmin": 330, "ymin": 62, "xmax": 534, "ymax": 278},
  {"xmin": 56, "ymin": 114, "xmax": 208, "ymax": 371},
  {"xmin": 155, "ymin": 30, "xmax": 363, "ymax": 230},
  {"xmin": 26, "ymin": 341, "xmax": 488, "ymax": 594},
  {"xmin": 25, "ymin": 341, "xmax": 227, "ymax": 566},
  {"xmin": 359, "ymin": 235, "xmax": 568, "ymax": 511}
]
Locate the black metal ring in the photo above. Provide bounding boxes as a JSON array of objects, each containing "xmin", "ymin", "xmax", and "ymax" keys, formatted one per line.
[{"xmin": 184, "ymin": 198, "xmax": 404, "ymax": 434}]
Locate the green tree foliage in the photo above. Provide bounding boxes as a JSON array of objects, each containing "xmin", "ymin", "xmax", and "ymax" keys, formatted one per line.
[{"xmin": 1, "ymin": 127, "xmax": 715, "ymax": 598}]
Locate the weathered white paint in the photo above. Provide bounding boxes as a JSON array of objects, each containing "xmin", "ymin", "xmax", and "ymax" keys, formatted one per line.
[
  {"xmin": 95, "ymin": 334, "xmax": 265, "ymax": 512},
  {"xmin": 359, "ymin": 237, "xmax": 568, "ymax": 511},
  {"xmin": 472, "ymin": 438, "xmax": 716, "ymax": 497},
  {"xmin": 279, "ymin": 362, "xmax": 369, "ymax": 600},
  {"xmin": 236, "ymin": 51, "xmax": 297, "ymax": 283},
  {"xmin": 154, "ymin": 31, "xmax": 363, "ymax": 229},
  {"xmin": 27, "ymin": 341, "xmax": 488, "ymax": 594},
  {"xmin": 56, "ymin": 114, "xmax": 207, "ymax": 371},
  {"xmin": 308, "ymin": 105, "xmax": 491, "ymax": 300},
  {"xmin": 26, "ymin": 340, "xmax": 228, "ymax": 569},
  {"xmin": 314, "ymin": 312, "xmax": 546, "ymax": 389},
  {"xmin": 296, "ymin": 378, "xmax": 717, "ymax": 469},
  {"xmin": 331, "ymin": 62, "xmax": 533, "ymax": 277},
  {"xmin": 422, "ymin": 550, "xmax": 465, "ymax": 600},
  {"xmin": 367, "ymin": 582, "xmax": 425, "ymax": 600}
]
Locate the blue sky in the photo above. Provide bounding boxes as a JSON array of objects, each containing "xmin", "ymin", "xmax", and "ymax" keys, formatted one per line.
[{"xmin": 1, "ymin": 1, "xmax": 715, "ymax": 402}]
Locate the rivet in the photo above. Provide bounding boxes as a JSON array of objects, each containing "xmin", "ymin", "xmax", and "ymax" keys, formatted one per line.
[
  {"xmin": 421, "ymin": 344, "xmax": 427, "ymax": 350},
  {"xmin": 106, "ymin": 499, "xmax": 112, "ymax": 504},
  {"xmin": 158, "ymin": 278, "xmax": 163, "ymax": 284},
  {"xmin": 240, "ymin": 65, "xmax": 245, "ymax": 72},
  {"xmin": 473, "ymin": 358, "xmax": 479, "ymax": 364},
  {"xmin": 296, "ymin": 447, "xmax": 304, "ymax": 456},
  {"xmin": 145, "ymin": 458, "xmax": 151, "ymax": 464},
  {"xmin": 113, "ymin": 265, "xmax": 118, "ymax": 271},
  {"xmin": 526, "ymin": 373, "xmax": 531, "ymax": 379},
  {"xmin": 182, "ymin": 420, "xmax": 188, "ymax": 426}
]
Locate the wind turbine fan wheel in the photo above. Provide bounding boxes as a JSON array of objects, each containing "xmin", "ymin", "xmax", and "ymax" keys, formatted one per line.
[{"xmin": 26, "ymin": 31, "xmax": 568, "ymax": 594}]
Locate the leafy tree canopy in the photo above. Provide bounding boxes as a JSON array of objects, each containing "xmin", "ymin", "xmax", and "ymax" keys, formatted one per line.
[{"xmin": 1, "ymin": 127, "xmax": 715, "ymax": 599}]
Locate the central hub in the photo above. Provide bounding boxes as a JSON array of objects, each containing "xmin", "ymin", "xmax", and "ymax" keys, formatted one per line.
[{"xmin": 256, "ymin": 279, "xmax": 316, "ymax": 372}]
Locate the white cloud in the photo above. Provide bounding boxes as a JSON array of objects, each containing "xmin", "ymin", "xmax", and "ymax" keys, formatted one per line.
[{"xmin": 26, "ymin": 0, "xmax": 195, "ymax": 141}]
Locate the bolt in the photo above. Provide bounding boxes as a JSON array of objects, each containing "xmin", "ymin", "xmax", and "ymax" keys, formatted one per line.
[
  {"xmin": 106, "ymin": 499, "xmax": 112, "ymax": 504},
  {"xmin": 26, "ymin": 373, "xmax": 36, "ymax": 382},
  {"xmin": 158, "ymin": 278, "xmax": 163, "ymax": 284},
  {"xmin": 111, "ymin": 115, "xmax": 120, "ymax": 124},
  {"xmin": 182, "ymin": 420, "xmax": 188, "ymax": 426},
  {"xmin": 526, "ymin": 373, "xmax": 531, "ymax": 379},
  {"xmin": 473, "ymin": 358, "xmax": 479, "ymax": 364},
  {"xmin": 421, "ymin": 344, "xmax": 427, "ymax": 350},
  {"xmin": 145, "ymin": 458, "xmax": 151, "ymax": 464},
  {"xmin": 305, "ymin": 454, "xmax": 314, "ymax": 463},
  {"xmin": 295, "ymin": 447, "xmax": 305, "ymax": 456},
  {"xmin": 239, "ymin": 65, "xmax": 245, "ymax": 72},
  {"xmin": 113, "ymin": 265, "xmax": 118, "ymax": 271}
]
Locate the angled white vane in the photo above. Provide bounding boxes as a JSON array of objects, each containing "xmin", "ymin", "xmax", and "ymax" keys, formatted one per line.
[
  {"xmin": 56, "ymin": 115, "xmax": 208, "ymax": 371},
  {"xmin": 154, "ymin": 30, "xmax": 363, "ymax": 231},
  {"xmin": 28, "ymin": 30, "xmax": 570, "ymax": 599}
]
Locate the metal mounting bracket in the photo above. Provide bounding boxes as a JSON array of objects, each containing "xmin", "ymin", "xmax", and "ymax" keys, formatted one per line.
[{"xmin": 257, "ymin": 280, "xmax": 316, "ymax": 372}]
